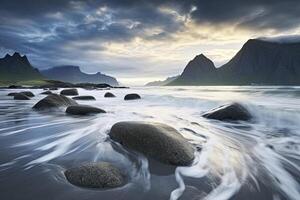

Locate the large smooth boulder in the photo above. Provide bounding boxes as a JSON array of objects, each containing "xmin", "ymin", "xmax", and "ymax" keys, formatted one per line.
[
  {"xmin": 203, "ymin": 103, "xmax": 252, "ymax": 121},
  {"xmin": 20, "ymin": 91, "xmax": 34, "ymax": 97},
  {"xmin": 14, "ymin": 93, "xmax": 30, "ymax": 100},
  {"xmin": 124, "ymin": 93, "xmax": 141, "ymax": 100},
  {"xmin": 109, "ymin": 121, "xmax": 194, "ymax": 166},
  {"xmin": 66, "ymin": 105, "xmax": 106, "ymax": 115},
  {"xmin": 60, "ymin": 88, "xmax": 78, "ymax": 96},
  {"xmin": 72, "ymin": 96, "xmax": 96, "ymax": 100},
  {"xmin": 104, "ymin": 92, "xmax": 116, "ymax": 98},
  {"xmin": 33, "ymin": 94, "xmax": 77, "ymax": 110},
  {"xmin": 64, "ymin": 162, "xmax": 125, "ymax": 188}
]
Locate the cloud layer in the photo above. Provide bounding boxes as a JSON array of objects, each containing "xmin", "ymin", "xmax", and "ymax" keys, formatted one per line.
[{"xmin": 1, "ymin": 0, "xmax": 300, "ymax": 85}]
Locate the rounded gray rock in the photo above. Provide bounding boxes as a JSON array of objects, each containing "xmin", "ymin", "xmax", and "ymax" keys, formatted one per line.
[
  {"xmin": 124, "ymin": 93, "xmax": 141, "ymax": 100},
  {"xmin": 65, "ymin": 162, "xmax": 125, "ymax": 188},
  {"xmin": 33, "ymin": 94, "xmax": 77, "ymax": 110},
  {"xmin": 72, "ymin": 96, "xmax": 96, "ymax": 100},
  {"xmin": 60, "ymin": 88, "xmax": 78, "ymax": 96},
  {"xmin": 203, "ymin": 103, "xmax": 252, "ymax": 121},
  {"xmin": 14, "ymin": 93, "xmax": 30, "ymax": 100},
  {"xmin": 66, "ymin": 105, "xmax": 106, "ymax": 115},
  {"xmin": 104, "ymin": 92, "xmax": 116, "ymax": 98},
  {"xmin": 20, "ymin": 91, "xmax": 34, "ymax": 97},
  {"xmin": 109, "ymin": 121, "xmax": 194, "ymax": 166}
]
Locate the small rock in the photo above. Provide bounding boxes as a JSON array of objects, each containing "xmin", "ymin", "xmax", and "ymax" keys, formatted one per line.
[
  {"xmin": 104, "ymin": 92, "xmax": 116, "ymax": 98},
  {"xmin": 124, "ymin": 93, "xmax": 141, "ymax": 100},
  {"xmin": 41, "ymin": 91, "xmax": 52, "ymax": 95},
  {"xmin": 49, "ymin": 87, "xmax": 58, "ymax": 90},
  {"xmin": 203, "ymin": 103, "xmax": 252, "ymax": 121},
  {"xmin": 60, "ymin": 88, "xmax": 78, "ymax": 96},
  {"xmin": 14, "ymin": 93, "xmax": 30, "ymax": 100},
  {"xmin": 20, "ymin": 91, "xmax": 34, "ymax": 97},
  {"xmin": 72, "ymin": 96, "xmax": 96, "ymax": 100},
  {"xmin": 109, "ymin": 121, "xmax": 194, "ymax": 166},
  {"xmin": 64, "ymin": 162, "xmax": 125, "ymax": 188},
  {"xmin": 33, "ymin": 94, "xmax": 77, "ymax": 110},
  {"xmin": 66, "ymin": 105, "xmax": 106, "ymax": 115}
]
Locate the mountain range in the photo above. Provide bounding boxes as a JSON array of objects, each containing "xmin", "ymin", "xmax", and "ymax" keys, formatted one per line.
[
  {"xmin": 41, "ymin": 66, "xmax": 119, "ymax": 86},
  {"xmin": 0, "ymin": 53, "xmax": 119, "ymax": 86},
  {"xmin": 155, "ymin": 39, "xmax": 300, "ymax": 86}
]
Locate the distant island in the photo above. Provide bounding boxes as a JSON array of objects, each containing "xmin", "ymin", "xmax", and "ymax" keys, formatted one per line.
[
  {"xmin": 42, "ymin": 66, "xmax": 118, "ymax": 86},
  {"xmin": 147, "ymin": 39, "xmax": 300, "ymax": 86},
  {"xmin": 0, "ymin": 53, "xmax": 119, "ymax": 86}
]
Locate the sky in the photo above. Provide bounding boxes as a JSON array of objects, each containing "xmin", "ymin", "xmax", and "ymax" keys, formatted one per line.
[{"xmin": 0, "ymin": 0, "xmax": 300, "ymax": 86}]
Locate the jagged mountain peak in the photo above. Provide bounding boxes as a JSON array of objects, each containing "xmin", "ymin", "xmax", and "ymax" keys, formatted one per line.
[
  {"xmin": 0, "ymin": 52, "xmax": 43, "ymax": 81},
  {"xmin": 168, "ymin": 53, "xmax": 217, "ymax": 85},
  {"xmin": 12, "ymin": 52, "xmax": 22, "ymax": 58},
  {"xmin": 185, "ymin": 53, "xmax": 215, "ymax": 71},
  {"xmin": 194, "ymin": 53, "xmax": 209, "ymax": 60},
  {"xmin": 4, "ymin": 54, "xmax": 11, "ymax": 58},
  {"xmin": 189, "ymin": 54, "xmax": 215, "ymax": 66}
]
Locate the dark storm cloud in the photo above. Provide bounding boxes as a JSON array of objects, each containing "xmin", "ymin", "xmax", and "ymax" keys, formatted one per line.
[{"xmin": 0, "ymin": 0, "xmax": 299, "ymax": 74}]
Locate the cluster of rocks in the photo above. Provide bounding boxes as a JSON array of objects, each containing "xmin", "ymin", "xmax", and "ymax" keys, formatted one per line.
[
  {"xmin": 30, "ymin": 88, "xmax": 143, "ymax": 116},
  {"xmin": 64, "ymin": 103, "xmax": 252, "ymax": 189},
  {"xmin": 65, "ymin": 121, "xmax": 195, "ymax": 189},
  {"xmin": 5, "ymin": 86, "xmax": 253, "ymax": 190}
]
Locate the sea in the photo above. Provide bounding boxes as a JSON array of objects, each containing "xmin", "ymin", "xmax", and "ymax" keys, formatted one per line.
[{"xmin": 0, "ymin": 86, "xmax": 299, "ymax": 200}]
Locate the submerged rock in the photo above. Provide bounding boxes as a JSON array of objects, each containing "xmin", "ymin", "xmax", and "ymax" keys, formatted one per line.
[
  {"xmin": 60, "ymin": 88, "xmax": 78, "ymax": 96},
  {"xmin": 109, "ymin": 121, "xmax": 194, "ymax": 166},
  {"xmin": 14, "ymin": 93, "xmax": 30, "ymax": 100},
  {"xmin": 66, "ymin": 105, "xmax": 106, "ymax": 115},
  {"xmin": 72, "ymin": 96, "xmax": 96, "ymax": 100},
  {"xmin": 203, "ymin": 103, "xmax": 252, "ymax": 121},
  {"xmin": 33, "ymin": 94, "xmax": 77, "ymax": 110},
  {"xmin": 49, "ymin": 87, "xmax": 58, "ymax": 90},
  {"xmin": 41, "ymin": 91, "xmax": 52, "ymax": 95},
  {"xmin": 20, "ymin": 91, "xmax": 34, "ymax": 97},
  {"xmin": 64, "ymin": 162, "xmax": 125, "ymax": 188},
  {"xmin": 104, "ymin": 92, "xmax": 116, "ymax": 98},
  {"xmin": 124, "ymin": 93, "xmax": 141, "ymax": 100}
]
